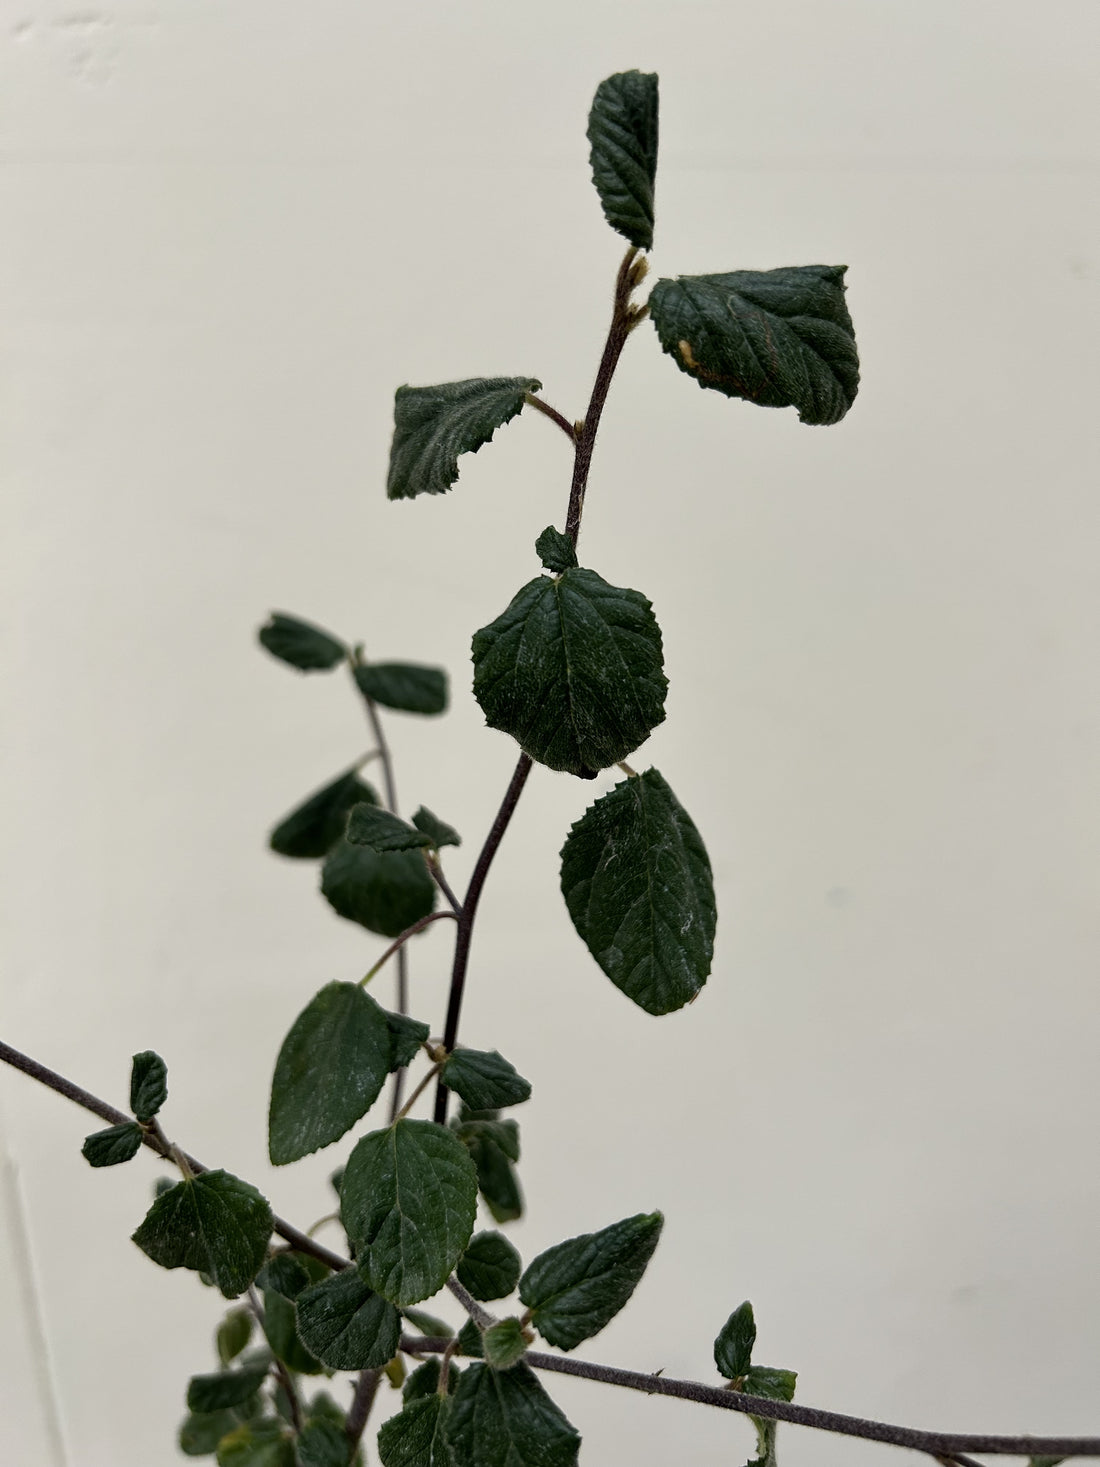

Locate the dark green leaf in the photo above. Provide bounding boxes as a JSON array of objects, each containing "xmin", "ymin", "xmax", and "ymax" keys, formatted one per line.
[
  {"xmin": 130, "ymin": 1049, "xmax": 168, "ymax": 1120},
  {"xmin": 456, "ymin": 1230, "xmax": 522, "ymax": 1301},
  {"xmin": 81, "ymin": 1122, "xmax": 142, "ymax": 1168},
  {"xmin": 132, "ymin": 1170, "xmax": 273, "ymax": 1299},
  {"xmin": 180, "ymin": 1410, "xmax": 240, "ymax": 1456},
  {"xmin": 411, "ymin": 807, "xmax": 461, "ymax": 849},
  {"xmin": 215, "ymin": 1419, "xmax": 295, "ymax": 1467},
  {"xmin": 483, "ymin": 1318, "xmax": 528, "ymax": 1371},
  {"xmin": 297, "ymin": 1417, "xmax": 353, "ymax": 1467},
  {"xmin": 743, "ymin": 1366, "xmax": 797, "ymax": 1402},
  {"xmin": 217, "ymin": 1307, "xmax": 254, "ymax": 1365},
  {"xmin": 379, "ymin": 1395, "xmax": 454, "ymax": 1467},
  {"xmin": 472, "ymin": 568, "xmax": 666, "ymax": 778},
  {"xmin": 386, "ymin": 1012, "xmax": 431, "ymax": 1071},
  {"xmin": 560, "ymin": 768, "xmax": 716, "ymax": 1015},
  {"xmin": 1031, "ymin": 1458, "xmax": 1068, "ymax": 1467},
  {"xmin": 649, "ymin": 265, "xmax": 859, "ymax": 426},
  {"xmin": 347, "ymin": 804, "xmax": 432, "ymax": 853},
  {"xmin": 341, "ymin": 1119, "xmax": 478, "ymax": 1306},
  {"xmin": 269, "ymin": 981, "xmax": 392, "ymax": 1165},
  {"xmin": 402, "ymin": 1308, "xmax": 454, "ymax": 1340},
  {"xmin": 519, "ymin": 1212, "xmax": 662, "ymax": 1351},
  {"xmin": 295, "ymin": 1268, "xmax": 401, "ymax": 1370},
  {"xmin": 715, "ymin": 1300, "xmax": 756, "ymax": 1380},
  {"xmin": 446, "ymin": 1362, "xmax": 579, "ymax": 1467},
  {"xmin": 258, "ymin": 613, "xmax": 346, "ymax": 672},
  {"xmin": 354, "ymin": 663, "xmax": 449, "ymax": 716},
  {"xmin": 256, "ymin": 1253, "xmax": 312, "ymax": 1300},
  {"xmin": 321, "ymin": 839, "xmax": 436, "ymax": 937},
  {"xmin": 587, "ymin": 70, "xmax": 658, "ymax": 251},
  {"xmin": 306, "ymin": 1390, "xmax": 345, "ymax": 1423},
  {"xmin": 188, "ymin": 1366, "xmax": 270, "ymax": 1413},
  {"xmin": 441, "ymin": 1049, "xmax": 531, "ymax": 1111},
  {"xmin": 403, "ymin": 1358, "xmax": 459, "ymax": 1402},
  {"xmin": 456, "ymin": 1319, "xmax": 483, "ymax": 1358},
  {"xmin": 262, "ymin": 1287, "xmax": 324, "ymax": 1375},
  {"xmin": 269, "ymin": 770, "xmax": 379, "ymax": 860},
  {"xmin": 534, "ymin": 526, "xmax": 577, "ymax": 574},
  {"xmin": 453, "ymin": 1117, "xmax": 523, "ymax": 1223},
  {"xmin": 387, "ymin": 378, "xmax": 540, "ymax": 501}
]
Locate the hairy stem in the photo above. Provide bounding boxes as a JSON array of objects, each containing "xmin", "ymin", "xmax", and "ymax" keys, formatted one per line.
[
  {"xmin": 524, "ymin": 392, "xmax": 578, "ymax": 443},
  {"xmin": 344, "ymin": 1367, "xmax": 382, "ymax": 1452},
  {"xmin": 445, "ymin": 1275, "xmax": 496, "ymax": 1330}
]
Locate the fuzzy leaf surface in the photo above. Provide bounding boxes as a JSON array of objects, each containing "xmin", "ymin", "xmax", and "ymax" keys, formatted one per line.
[
  {"xmin": 321, "ymin": 839, "xmax": 436, "ymax": 937},
  {"xmin": 341, "ymin": 1119, "xmax": 478, "ymax": 1306},
  {"xmin": 456, "ymin": 1230, "xmax": 522, "ymax": 1301},
  {"xmin": 386, "ymin": 1012, "xmax": 431, "ymax": 1071},
  {"xmin": 132, "ymin": 1171, "xmax": 272, "ymax": 1299},
  {"xmin": 715, "ymin": 1300, "xmax": 756, "ymax": 1379},
  {"xmin": 378, "ymin": 1395, "xmax": 453, "ymax": 1467},
  {"xmin": 453, "ymin": 1116, "xmax": 523, "ymax": 1223},
  {"xmin": 649, "ymin": 266, "xmax": 859, "ymax": 425},
  {"xmin": 388, "ymin": 378, "xmax": 540, "ymax": 500},
  {"xmin": 483, "ymin": 1318, "xmax": 528, "ymax": 1371},
  {"xmin": 441, "ymin": 1049, "xmax": 531, "ymax": 1111},
  {"xmin": 297, "ymin": 1418, "xmax": 354, "ymax": 1467},
  {"xmin": 519, "ymin": 1212, "xmax": 662, "ymax": 1350},
  {"xmin": 472, "ymin": 568, "xmax": 666, "ymax": 778},
  {"xmin": 263, "ymin": 1287, "xmax": 324, "ymax": 1374},
  {"xmin": 258, "ymin": 613, "xmax": 346, "ymax": 671},
  {"xmin": 347, "ymin": 804, "xmax": 432, "ymax": 853},
  {"xmin": 295, "ymin": 1268, "xmax": 401, "ymax": 1370},
  {"xmin": 411, "ymin": 807, "xmax": 461, "ymax": 849},
  {"xmin": 560, "ymin": 768, "xmax": 715, "ymax": 1015},
  {"xmin": 744, "ymin": 1366, "xmax": 798, "ymax": 1402},
  {"xmin": 269, "ymin": 981, "xmax": 391, "ymax": 1164},
  {"xmin": 587, "ymin": 70, "xmax": 658, "ymax": 250},
  {"xmin": 130, "ymin": 1050, "xmax": 168, "ymax": 1120},
  {"xmin": 270, "ymin": 771, "xmax": 378, "ymax": 860},
  {"xmin": 82, "ymin": 1122, "xmax": 143, "ymax": 1167},
  {"xmin": 354, "ymin": 661, "xmax": 449, "ymax": 715},
  {"xmin": 534, "ymin": 526, "xmax": 577, "ymax": 574},
  {"xmin": 446, "ymin": 1362, "xmax": 580, "ymax": 1467},
  {"xmin": 187, "ymin": 1366, "xmax": 270, "ymax": 1413}
]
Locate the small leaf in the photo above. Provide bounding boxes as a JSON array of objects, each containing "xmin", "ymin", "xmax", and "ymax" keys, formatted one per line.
[
  {"xmin": 378, "ymin": 1395, "xmax": 453, "ymax": 1467},
  {"xmin": 269, "ymin": 770, "xmax": 379, "ymax": 860},
  {"xmin": 258, "ymin": 613, "xmax": 346, "ymax": 672},
  {"xmin": 519, "ymin": 1212, "xmax": 663, "ymax": 1351},
  {"xmin": 387, "ymin": 1012, "xmax": 431, "ymax": 1071},
  {"xmin": 262, "ymin": 1288, "xmax": 324, "ymax": 1375},
  {"xmin": 587, "ymin": 70, "xmax": 658, "ymax": 251},
  {"xmin": 403, "ymin": 1358, "xmax": 459, "ymax": 1401},
  {"xmin": 743, "ymin": 1366, "xmax": 797, "ymax": 1402},
  {"xmin": 297, "ymin": 1417, "xmax": 353, "ymax": 1467},
  {"xmin": 534, "ymin": 526, "xmax": 577, "ymax": 574},
  {"xmin": 354, "ymin": 662, "xmax": 449, "ymax": 715},
  {"xmin": 130, "ymin": 1050, "xmax": 168, "ymax": 1121},
  {"xmin": 321, "ymin": 839, "xmax": 436, "ymax": 937},
  {"xmin": 217, "ymin": 1307, "xmax": 254, "ymax": 1365},
  {"xmin": 456, "ymin": 1319, "xmax": 483, "ymax": 1358},
  {"xmin": 346, "ymin": 804, "xmax": 432, "ymax": 853},
  {"xmin": 560, "ymin": 768, "xmax": 716, "ymax": 1015},
  {"xmin": 714, "ymin": 1301, "xmax": 756, "ymax": 1380},
  {"xmin": 387, "ymin": 378, "xmax": 541, "ymax": 500},
  {"xmin": 256, "ymin": 1253, "xmax": 313, "ymax": 1300},
  {"xmin": 132, "ymin": 1170, "xmax": 273, "ymax": 1299},
  {"xmin": 472, "ymin": 568, "xmax": 666, "ymax": 778},
  {"xmin": 748, "ymin": 1418, "xmax": 779, "ymax": 1467},
  {"xmin": 295, "ymin": 1268, "xmax": 401, "ymax": 1370},
  {"xmin": 649, "ymin": 266, "xmax": 859, "ymax": 425},
  {"xmin": 446, "ymin": 1362, "xmax": 580, "ymax": 1467},
  {"xmin": 269, "ymin": 981, "xmax": 392, "ymax": 1165},
  {"xmin": 456, "ymin": 1230, "xmax": 522, "ymax": 1301},
  {"xmin": 411, "ymin": 807, "xmax": 461, "ymax": 849},
  {"xmin": 81, "ymin": 1122, "xmax": 142, "ymax": 1168},
  {"xmin": 188, "ymin": 1366, "xmax": 271, "ymax": 1413},
  {"xmin": 215, "ymin": 1419, "xmax": 295, "ymax": 1467},
  {"xmin": 453, "ymin": 1116, "xmax": 523, "ymax": 1223},
  {"xmin": 441, "ymin": 1049, "xmax": 531, "ymax": 1111},
  {"xmin": 402, "ymin": 1308, "xmax": 454, "ymax": 1340},
  {"xmin": 179, "ymin": 1410, "xmax": 240, "ymax": 1456},
  {"xmin": 483, "ymin": 1318, "xmax": 528, "ymax": 1371},
  {"xmin": 341, "ymin": 1119, "xmax": 478, "ymax": 1306}
]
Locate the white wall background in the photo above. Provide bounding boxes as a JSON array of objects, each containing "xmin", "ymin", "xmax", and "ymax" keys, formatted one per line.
[{"xmin": 2, "ymin": 2, "xmax": 1098, "ymax": 1464}]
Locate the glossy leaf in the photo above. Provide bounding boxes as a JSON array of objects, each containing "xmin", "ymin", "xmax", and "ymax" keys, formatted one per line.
[
  {"xmin": 354, "ymin": 662, "xmax": 449, "ymax": 715},
  {"xmin": 411, "ymin": 807, "xmax": 461, "ymax": 850},
  {"xmin": 472, "ymin": 568, "xmax": 666, "ymax": 778},
  {"xmin": 130, "ymin": 1050, "xmax": 168, "ymax": 1120},
  {"xmin": 346, "ymin": 804, "xmax": 432, "ymax": 853},
  {"xmin": 534, "ymin": 526, "xmax": 577, "ymax": 574},
  {"xmin": 386, "ymin": 1012, "xmax": 431, "ymax": 1071},
  {"xmin": 441, "ymin": 1048, "xmax": 531, "ymax": 1111},
  {"xmin": 179, "ymin": 1410, "xmax": 239, "ymax": 1456},
  {"xmin": 456, "ymin": 1230, "xmax": 522, "ymax": 1301},
  {"xmin": 715, "ymin": 1300, "xmax": 756, "ymax": 1380},
  {"xmin": 269, "ymin": 981, "xmax": 392, "ymax": 1165},
  {"xmin": 341, "ymin": 1119, "xmax": 478, "ymax": 1306},
  {"xmin": 587, "ymin": 70, "xmax": 658, "ymax": 251},
  {"xmin": 560, "ymin": 768, "xmax": 716, "ymax": 1015},
  {"xmin": 649, "ymin": 265, "xmax": 859, "ymax": 425},
  {"xmin": 132, "ymin": 1170, "xmax": 273, "ymax": 1299},
  {"xmin": 387, "ymin": 378, "xmax": 540, "ymax": 500},
  {"xmin": 82, "ymin": 1122, "xmax": 142, "ymax": 1168},
  {"xmin": 295, "ymin": 1267, "xmax": 401, "ymax": 1371},
  {"xmin": 321, "ymin": 839, "xmax": 436, "ymax": 937},
  {"xmin": 378, "ymin": 1395, "xmax": 453, "ymax": 1467},
  {"xmin": 269, "ymin": 771, "xmax": 378, "ymax": 860},
  {"xmin": 188, "ymin": 1366, "xmax": 270, "ymax": 1414},
  {"xmin": 519, "ymin": 1211, "xmax": 663, "ymax": 1350},
  {"xmin": 258, "ymin": 613, "xmax": 346, "ymax": 672},
  {"xmin": 446, "ymin": 1363, "xmax": 580, "ymax": 1467},
  {"xmin": 483, "ymin": 1318, "xmax": 528, "ymax": 1371},
  {"xmin": 217, "ymin": 1307, "xmax": 254, "ymax": 1365}
]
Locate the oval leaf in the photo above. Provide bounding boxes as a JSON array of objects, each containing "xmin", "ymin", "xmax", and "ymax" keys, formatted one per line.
[
  {"xmin": 179, "ymin": 1410, "xmax": 239, "ymax": 1456},
  {"xmin": 472, "ymin": 568, "xmax": 666, "ymax": 778},
  {"xmin": 446, "ymin": 1362, "xmax": 580, "ymax": 1467},
  {"xmin": 354, "ymin": 662, "xmax": 449, "ymax": 715},
  {"xmin": 518, "ymin": 1211, "xmax": 663, "ymax": 1351},
  {"xmin": 82, "ymin": 1121, "xmax": 143, "ymax": 1168},
  {"xmin": 262, "ymin": 1287, "xmax": 324, "ymax": 1375},
  {"xmin": 714, "ymin": 1300, "xmax": 756, "ymax": 1380},
  {"xmin": 456, "ymin": 1230, "xmax": 522, "ymax": 1302},
  {"xmin": 453, "ymin": 1116, "xmax": 523, "ymax": 1224},
  {"xmin": 217, "ymin": 1307, "xmax": 253, "ymax": 1364},
  {"xmin": 649, "ymin": 266, "xmax": 859, "ymax": 425},
  {"xmin": 441, "ymin": 1049, "xmax": 531, "ymax": 1111},
  {"xmin": 387, "ymin": 378, "xmax": 541, "ymax": 500},
  {"xmin": 188, "ymin": 1365, "xmax": 270, "ymax": 1413},
  {"xmin": 587, "ymin": 70, "xmax": 658, "ymax": 251},
  {"xmin": 321, "ymin": 839, "xmax": 436, "ymax": 937},
  {"xmin": 346, "ymin": 804, "xmax": 432, "ymax": 853},
  {"xmin": 295, "ymin": 1268, "xmax": 401, "ymax": 1371},
  {"xmin": 258, "ymin": 613, "xmax": 346, "ymax": 671},
  {"xmin": 269, "ymin": 770, "xmax": 379, "ymax": 860},
  {"xmin": 269, "ymin": 981, "xmax": 392, "ymax": 1164},
  {"xmin": 341, "ymin": 1119, "xmax": 478, "ymax": 1307},
  {"xmin": 130, "ymin": 1050, "xmax": 168, "ymax": 1121},
  {"xmin": 560, "ymin": 768, "xmax": 716, "ymax": 1015},
  {"xmin": 132, "ymin": 1170, "xmax": 273, "ymax": 1299}
]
